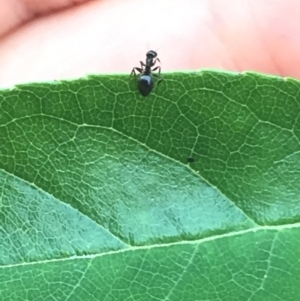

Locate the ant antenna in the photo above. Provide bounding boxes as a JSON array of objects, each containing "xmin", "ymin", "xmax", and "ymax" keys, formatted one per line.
[
  {"xmin": 154, "ymin": 45, "xmax": 163, "ymax": 52},
  {"xmin": 146, "ymin": 42, "xmax": 150, "ymax": 51},
  {"xmin": 146, "ymin": 42, "xmax": 166, "ymax": 53}
]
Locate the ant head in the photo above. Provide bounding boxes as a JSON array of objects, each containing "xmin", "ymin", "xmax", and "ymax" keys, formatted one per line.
[{"xmin": 146, "ymin": 50, "xmax": 157, "ymax": 59}]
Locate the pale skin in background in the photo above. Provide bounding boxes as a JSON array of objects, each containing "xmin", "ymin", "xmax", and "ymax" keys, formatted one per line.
[{"xmin": 0, "ymin": 0, "xmax": 300, "ymax": 87}]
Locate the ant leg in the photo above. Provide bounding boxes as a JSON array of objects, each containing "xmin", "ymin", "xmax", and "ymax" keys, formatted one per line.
[
  {"xmin": 152, "ymin": 66, "xmax": 163, "ymax": 85},
  {"xmin": 152, "ymin": 66, "xmax": 161, "ymax": 76},
  {"xmin": 151, "ymin": 58, "xmax": 161, "ymax": 67},
  {"xmin": 154, "ymin": 76, "xmax": 163, "ymax": 85},
  {"xmin": 140, "ymin": 61, "xmax": 146, "ymax": 68},
  {"xmin": 131, "ymin": 67, "xmax": 143, "ymax": 77}
]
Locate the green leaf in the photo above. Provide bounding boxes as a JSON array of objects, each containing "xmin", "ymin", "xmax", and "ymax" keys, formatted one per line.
[{"xmin": 0, "ymin": 71, "xmax": 300, "ymax": 300}]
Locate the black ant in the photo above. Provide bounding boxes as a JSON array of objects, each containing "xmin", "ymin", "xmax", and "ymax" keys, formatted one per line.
[{"xmin": 131, "ymin": 50, "xmax": 162, "ymax": 96}]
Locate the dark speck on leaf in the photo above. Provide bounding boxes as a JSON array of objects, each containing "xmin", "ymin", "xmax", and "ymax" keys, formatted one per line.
[{"xmin": 187, "ymin": 157, "xmax": 195, "ymax": 163}]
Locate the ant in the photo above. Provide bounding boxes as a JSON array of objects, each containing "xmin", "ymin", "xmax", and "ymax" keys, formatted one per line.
[{"xmin": 131, "ymin": 50, "xmax": 162, "ymax": 96}]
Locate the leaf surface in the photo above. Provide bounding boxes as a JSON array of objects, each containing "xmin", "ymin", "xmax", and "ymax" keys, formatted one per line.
[{"xmin": 0, "ymin": 71, "xmax": 299, "ymax": 300}]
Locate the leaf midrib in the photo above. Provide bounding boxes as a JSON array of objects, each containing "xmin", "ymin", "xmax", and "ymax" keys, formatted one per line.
[{"xmin": 1, "ymin": 223, "xmax": 298, "ymax": 269}]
